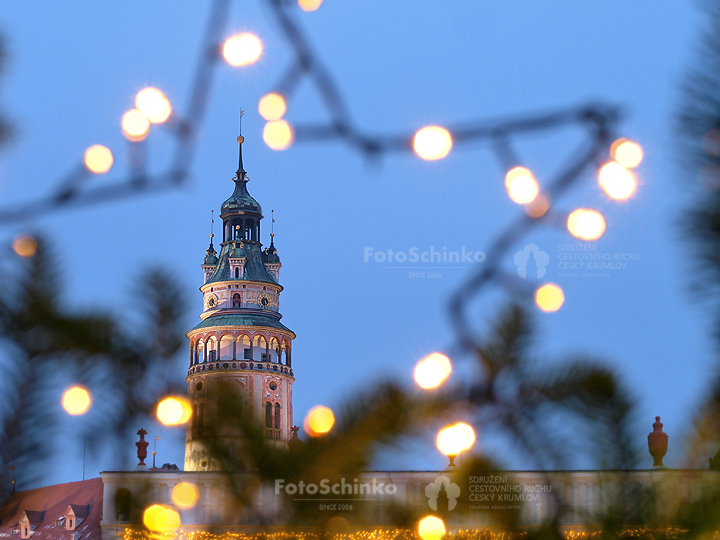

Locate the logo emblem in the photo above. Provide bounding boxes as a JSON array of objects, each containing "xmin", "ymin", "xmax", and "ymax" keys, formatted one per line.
[
  {"xmin": 514, "ymin": 244, "xmax": 549, "ymax": 279},
  {"xmin": 425, "ymin": 475, "xmax": 460, "ymax": 511}
]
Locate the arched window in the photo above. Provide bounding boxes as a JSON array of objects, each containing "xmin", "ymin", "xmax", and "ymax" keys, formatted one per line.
[
  {"xmin": 234, "ymin": 267, "xmax": 240, "ymax": 279},
  {"xmin": 274, "ymin": 403, "xmax": 281, "ymax": 430},
  {"xmin": 265, "ymin": 402, "xmax": 273, "ymax": 428},
  {"xmin": 233, "ymin": 293, "xmax": 241, "ymax": 307},
  {"xmin": 115, "ymin": 488, "xmax": 132, "ymax": 521}
]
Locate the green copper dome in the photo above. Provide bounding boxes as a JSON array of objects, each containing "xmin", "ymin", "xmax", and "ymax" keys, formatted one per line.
[{"xmin": 221, "ymin": 178, "xmax": 262, "ymax": 216}]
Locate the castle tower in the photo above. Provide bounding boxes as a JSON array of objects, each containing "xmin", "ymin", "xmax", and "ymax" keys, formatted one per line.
[{"xmin": 184, "ymin": 131, "xmax": 295, "ymax": 471}]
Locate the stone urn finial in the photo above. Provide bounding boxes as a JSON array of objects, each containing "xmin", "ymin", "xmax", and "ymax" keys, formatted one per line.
[
  {"xmin": 136, "ymin": 428, "xmax": 149, "ymax": 470},
  {"xmin": 647, "ymin": 416, "xmax": 668, "ymax": 468}
]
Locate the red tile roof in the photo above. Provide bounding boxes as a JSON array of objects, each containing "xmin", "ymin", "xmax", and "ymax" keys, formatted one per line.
[{"xmin": 0, "ymin": 478, "xmax": 102, "ymax": 540}]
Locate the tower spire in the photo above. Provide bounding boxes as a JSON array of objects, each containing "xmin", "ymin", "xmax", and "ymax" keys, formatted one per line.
[
  {"xmin": 270, "ymin": 209, "xmax": 275, "ymax": 247},
  {"xmin": 209, "ymin": 210, "xmax": 215, "ymax": 248},
  {"xmin": 236, "ymin": 110, "xmax": 247, "ymax": 180}
]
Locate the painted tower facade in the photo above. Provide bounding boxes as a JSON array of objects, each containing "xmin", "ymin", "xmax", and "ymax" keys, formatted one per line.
[{"xmin": 184, "ymin": 133, "xmax": 295, "ymax": 471}]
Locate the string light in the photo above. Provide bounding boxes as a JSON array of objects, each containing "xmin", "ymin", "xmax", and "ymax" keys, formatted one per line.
[
  {"xmin": 84, "ymin": 145, "xmax": 114, "ymax": 174},
  {"xmin": 263, "ymin": 120, "xmax": 294, "ymax": 150},
  {"xmin": 222, "ymin": 33, "xmax": 263, "ymax": 67},
  {"xmin": 610, "ymin": 138, "xmax": 643, "ymax": 169},
  {"xmin": 436, "ymin": 422, "xmax": 475, "ymax": 456},
  {"xmin": 535, "ymin": 283, "xmax": 565, "ymax": 312},
  {"xmin": 525, "ymin": 192, "xmax": 550, "ymax": 218},
  {"xmin": 171, "ymin": 482, "xmax": 200, "ymax": 509},
  {"xmin": 567, "ymin": 208, "xmax": 606, "ymax": 241},
  {"xmin": 143, "ymin": 505, "xmax": 181, "ymax": 533},
  {"xmin": 62, "ymin": 386, "xmax": 92, "ymax": 415},
  {"xmin": 304, "ymin": 405, "xmax": 335, "ymax": 436},
  {"xmin": 121, "ymin": 109, "xmax": 150, "ymax": 142},
  {"xmin": 418, "ymin": 516, "xmax": 446, "ymax": 540},
  {"xmin": 414, "ymin": 353, "xmax": 452, "ymax": 389},
  {"xmin": 413, "ymin": 126, "xmax": 452, "ymax": 160},
  {"xmin": 298, "ymin": 0, "xmax": 324, "ymax": 11},
  {"xmin": 505, "ymin": 166, "xmax": 539, "ymax": 204},
  {"xmin": 135, "ymin": 87, "xmax": 172, "ymax": 124},
  {"xmin": 598, "ymin": 162, "xmax": 637, "ymax": 200},
  {"xmin": 12, "ymin": 235, "xmax": 38, "ymax": 257},
  {"xmin": 156, "ymin": 396, "xmax": 192, "ymax": 426},
  {"xmin": 258, "ymin": 93, "xmax": 287, "ymax": 121}
]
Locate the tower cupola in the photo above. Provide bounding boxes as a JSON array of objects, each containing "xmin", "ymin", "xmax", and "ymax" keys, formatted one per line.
[{"xmin": 220, "ymin": 134, "xmax": 262, "ymax": 243}]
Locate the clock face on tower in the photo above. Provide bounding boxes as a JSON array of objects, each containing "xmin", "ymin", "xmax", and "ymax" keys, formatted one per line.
[
  {"xmin": 258, "ymin": 293, "xmax": 271, "ymax": 309},
  {"xmin": 207, "ymin": 295, "xmax": 218, "ymax": 309}
]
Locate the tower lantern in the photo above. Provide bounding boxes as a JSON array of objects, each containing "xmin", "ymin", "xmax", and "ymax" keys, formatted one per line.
[{"xmin": 184, "ymin": 127, "xmax": 295, "ymax": 471}]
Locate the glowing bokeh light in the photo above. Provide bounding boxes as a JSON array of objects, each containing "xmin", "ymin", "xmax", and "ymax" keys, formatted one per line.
[
  {"xmin": 535, "ymin": 284, "xmax": 565, "ymax": 313},
  {"xmin": 525, "ymin": 192, "xmax": 551, "ymax": 218},
  {"xmin": 304, "ymin": 405, "xmax": 335, "ymax": 436},
  {"xmin": 414, "ymin": 353, "xmax": 452, "ymax": 389},
  {"xmin": 418, "ymin": 516, "xmax": 446, "ymax": 540},
  {"xmin": 84, "ymin": 145, "xmax": 114, "ymax": 174},
  {"xmin": 121, "ymin": 109, "xmax": 150, "ymax": 142},
  {"xmin": 413, "ymin": 126, "xmax": 452, "ymax": 161},
  {"xmin": 505, "ymin": 166, "xmax": 539, "ymax": 204},
  {"xmin": 263, "ymin": 120, "xmax": 294, "ymax": 150},
  {"xmin": 299, "ymin": 0, "xmax": 324, "ymax": 11},
  {"xmin": 143, "ymin": 505, "xmax": 181, "ymax": 533},
  {"xmin": 567, "ymin": 208, "xmax": 606, "ymax": 241},
  {"xmin": 598, "ymin": 162, "xmax": 637, "ymax": 200},
  {"xmin": 223, "ymin": 33, "xmax": 263, "ymax": 67},
  {"xmin": 258, "ymin": 93, "xmax": 287, "ymax": 121},
  {"xmin": 12, "ymin": 235, "xmax": 38, "ymax": 258},
  {"xmin": 62, "ymin": 386, "xmax": 92, "ymax": 416},
  {"xmin": 135, "ymin": 87, "xmax": 172, "ymax": 124},
  {"xmin": 157, "ymin": 396, "xmax": 192, "ymax": 426},
  {"xmin": 702, "ymin": 129, "xmax": 720, "ymax": 157},
  {"xmin": 610, "ymin": 138, "xmax": 643, "ymax": 169},
  {"xmin": 436, "ymin": 422, "xmax": 476, "ymax": 456},
  {"xmin": 171, "ymin": 482, "xmax": 199, "ymax": 509},
  {"xmin": 699, "ymin": 165, "xmax": 720, "ymax": 191}
]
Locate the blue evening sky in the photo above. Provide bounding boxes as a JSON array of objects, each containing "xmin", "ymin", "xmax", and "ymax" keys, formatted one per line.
[{"xmin": 0, "ymin": 1, "xmax": 710, "ymax": 485}]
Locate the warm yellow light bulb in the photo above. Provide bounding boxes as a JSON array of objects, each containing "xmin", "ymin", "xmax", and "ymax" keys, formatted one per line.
[
  {"xmin": 263, "ymin": 120, "xmax": 294, "ymax": 150},
  {"xmin": 418, "ymin": 516, "xmax": 446, "ymax": 540},
  {"xmin": 304, "ymin": 405, "xmax": 335, "ymax": 436},
  {"xmin": 84, "ymin": 145, "xmax": 114, "ymax": 174},
  {"xmin": 157, "ymin": 396, "xmax": 192, "ymax": 426},
  {"xmin": 143, "ymin": 505, "xmax": 181, "ymax": 533},
  {"xmin": 436, "ymin": 422, "xmax": 476, "ymax": 456},
  {"xmin": 567, "ymin": 208, "xmax": 606, "ymax": 241},
  {"xmin": 610, "ymin": 138, "xmax": 643, "ymax": 169},
  {"xmin": 598, "ymin": 162, "xmax": 637, "ymax": 200},
  {"xmin": 258, "ymin": 93, "xmax": 287, "ymax": 121},
  {"xmin": 135, "ymin": 87, "xmax": 172, "ymax": 124},
  {"xmin": 413, "ymin": 126, "xmax": 452, "ymax": 160},
  {"xmin": 222, "ymin": 33, "xmax": 263, "ymax": 67},
  {"xmin": 171, "ymin": 482, "xmax": 199, "ymax": 509},
  {"xmin": 12, "ymin": 235, "xmax": 38, "ymax": 258},
  {"xmin": 535, "ymin": 284, "xmax": 565, "ymax": 313},
  {"xmin": 121, "ymin": 109, "xmax": 150, "ymax": 142},
  {"xmin": 414, "ymin": 353, "xmax": 452, "ymax": 389},
  {"xmin": 62, "ymin": 386, "xmax": 92, "ymax": 416},
  {"xmin": 298, "ymin": 0, "xmax": 323, "ymax": 11},
  {"xmin": 525, "ymin": 192, "xmax": 550, "ymax": 218},
  {"xmin": 505, "ymin": 166, "xmax": 539, "ymax": 204}
]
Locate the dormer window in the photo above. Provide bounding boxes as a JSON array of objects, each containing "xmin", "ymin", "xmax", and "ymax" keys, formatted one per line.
[{"xmin": 56, "ymin": 518, "xmax": 65, "ymax": 527}]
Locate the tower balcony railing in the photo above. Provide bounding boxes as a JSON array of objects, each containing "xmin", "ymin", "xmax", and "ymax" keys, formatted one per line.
[
  {"xmin": 188, "ymin": 360, "xmax": 293, "ymax": 377},
  {"xmin": 265, "ymin": 428, "xmax": 282, "ymax": 439}
]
